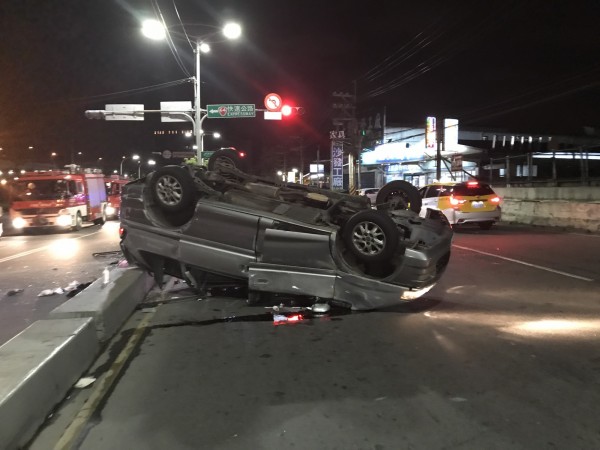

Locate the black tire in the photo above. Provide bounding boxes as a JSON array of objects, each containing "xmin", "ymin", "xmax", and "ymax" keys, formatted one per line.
[
  {"xmin": 207, "ymin": 148, "xmax": 247, "ymax": 172},
  {"xmin": 342, "ymin": 210, "xmax": 399, "ymax": 263},
  {"xmin": 478, "ymin": 221, "xmax": 494, "ymax": 230},
  {"xmin": 73, "ymin": 212, "xmax": 82, "ymax": 231},
  {"xmin": 94, "ymin": 206, "xmax": 106, "ymax": 226},
  {"xmin": 149, "ymin": 166, "xmax": 195, "ymax": 213},
  {"xmin": 375, "ymin": 180, "xmax": 422, "ymax": 213}
]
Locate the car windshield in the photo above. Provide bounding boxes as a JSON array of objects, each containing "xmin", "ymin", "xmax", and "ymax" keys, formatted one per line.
[
  {"xmin": 10, "ymin": 179, "xmax": 72, "ymax": 201},
  {"xmin": 451, "ymin": 184, "xmax": 495, "ymax": 196}
]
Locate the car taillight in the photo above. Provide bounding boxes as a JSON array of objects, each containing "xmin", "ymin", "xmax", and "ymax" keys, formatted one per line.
[
  {"xmin": 238, "ymin": 151, "xmax": 246, "ymax": 158},
  {"xmin": 273, "ymin": 313, "xmax": 303, "ymax": 325},
  {"xmin": 450, "ymin": 195, "xmax": 466, "ymax": 207},
  {"xmin": 490, "ymin": 197, "xmax": 500, "ymax": 203},
  {"xmin": 119, "ymin": 226, "xmax": 126, "ymax": 239},
  {"xmin": 467, "ymin": 181, "xmax": 479, "ymax": 186}
]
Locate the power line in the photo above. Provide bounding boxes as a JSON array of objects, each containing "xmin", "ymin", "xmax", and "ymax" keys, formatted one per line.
[
  {"xmin": 151, "ymin": 0, "xmax": 192, "ymax": 78},
  {"xmin": 43, "ymin": 78, "xmax": 192, "ymax": 105},
  {"xmin": 171, "ymin": 0, "xmax": 194, "ymax": 51}
]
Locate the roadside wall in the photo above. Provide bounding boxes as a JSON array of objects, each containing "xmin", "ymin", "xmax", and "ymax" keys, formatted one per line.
[{"xmin": 494, "ymin": 187, "xmax": 600, "ymax": 232}]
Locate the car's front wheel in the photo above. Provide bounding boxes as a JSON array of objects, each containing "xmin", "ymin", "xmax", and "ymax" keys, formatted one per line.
[
  {"xmin": 342, "ymin": 210, "xmax": 399, "ymax": 263},
  {"xmin": 375, "ymin": 180, "xmax": 422, "ymax": 213},
  {"xmin": 72, "ymin": 212, "xmax": 83, "ymax": 231},
  {"xmin": 150, "ymin": 166, "xmax": 196, "ymax": 213}
]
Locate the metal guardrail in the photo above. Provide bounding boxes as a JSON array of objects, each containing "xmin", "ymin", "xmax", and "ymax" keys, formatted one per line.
[{"xmin": 486, "ymin": 150, "xmax": 600, "ymax": 187}]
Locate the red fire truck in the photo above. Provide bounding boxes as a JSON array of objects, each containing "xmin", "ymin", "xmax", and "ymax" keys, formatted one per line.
[
  {"xmin": 104, "ymin": 175, "xmax": 129, "ymax": 220},
  {"xmin": 9, "ymin": 166, "xmax": 108, "ymax": 232}
]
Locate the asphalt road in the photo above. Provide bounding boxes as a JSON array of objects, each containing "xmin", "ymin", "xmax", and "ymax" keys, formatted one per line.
[
  {"xmin": 0, "ymin": 221, "xmax": 122, "ymax": 346},
  {"xmin": 25, "ymin": 223, "xmax": 600, "ymax": 449}
]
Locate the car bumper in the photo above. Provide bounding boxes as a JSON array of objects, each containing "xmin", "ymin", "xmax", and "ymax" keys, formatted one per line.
[{"xmin": 448, "ymin": 209, "xmax": 501, "ymax": 225}]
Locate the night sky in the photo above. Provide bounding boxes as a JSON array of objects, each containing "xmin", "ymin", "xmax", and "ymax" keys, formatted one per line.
[{"xmin": 1, "ymin": 0, "xmax": 599, "ymax": 172}]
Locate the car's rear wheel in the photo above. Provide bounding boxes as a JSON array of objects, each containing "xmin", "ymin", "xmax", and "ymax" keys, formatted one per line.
[
  {"xmin": 342, "ymin": 210, "xmax": 399, "ymax": 263},
  {"xmin": 150, "ymin": 166, "xmax": 195, "ymax": 213},
  {"xmin": 375, "ymin": 180, "xmax": 422, "ymax": 213},
  {"xmin": 207, "ymin": 148, "xmax": 247, "ymax": 172},
  {"xmin": 478, "ymin": 221, "xmax": 494, "ymax": 230}
]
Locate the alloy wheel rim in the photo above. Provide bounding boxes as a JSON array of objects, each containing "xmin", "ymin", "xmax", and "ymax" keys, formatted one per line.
[
  {"xmin": 156, "ymin": 175, "xmax": 183, "ymax": 205},
  {"xmin": 352, "ymin": 221, "xmax": 385, "ymax": 255}
]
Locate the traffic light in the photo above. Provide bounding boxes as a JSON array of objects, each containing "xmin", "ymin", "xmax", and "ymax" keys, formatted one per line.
[{"xmin": 281, "ymin": 106, "xmax": 305, "ymax": 117}]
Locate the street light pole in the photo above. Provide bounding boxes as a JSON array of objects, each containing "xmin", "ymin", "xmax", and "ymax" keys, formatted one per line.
[
  {"xmin": 195, "ymin": 39, "xmax": 203, "ymax": 163},
  {"xmin": 141, "ymin": 19, "xmax": 241, "ymax": 165}
]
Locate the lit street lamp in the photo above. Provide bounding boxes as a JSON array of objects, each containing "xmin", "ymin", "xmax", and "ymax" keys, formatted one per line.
[
  {"xmin": 137, "ymin": 159, "xmax": 156, "ymax": 178},
  {"xmin": 142, "ymin": 19, "xmax": 241, "ymax": 163},
  {"xmin": 201, "ymin": 130, "xmax": 221, "ymax": 151},
  {"xmin": 120, "ymin": 154, "xmax": 139, "ymax": 176}
]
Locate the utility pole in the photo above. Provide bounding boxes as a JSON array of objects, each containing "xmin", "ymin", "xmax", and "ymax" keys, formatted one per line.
[
  {"xmin": 331, "ymin": 89, "xmax": 357, "ymax": 192},
  {"xmin": 436, "ymin": 118, "xmax": 444, "ymax": 181}
]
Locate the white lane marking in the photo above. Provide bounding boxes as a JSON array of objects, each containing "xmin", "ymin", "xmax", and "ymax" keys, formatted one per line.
[
  {"xmin": 452, "ymin": 244, "xmax": 594, "ymax": 282},
  {"xmin": 0, "ymin": 230, "xmax": 103, "ymax": 264}
]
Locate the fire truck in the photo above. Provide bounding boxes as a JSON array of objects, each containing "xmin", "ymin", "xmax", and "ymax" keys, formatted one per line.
[
  {"xmin": 104, "ymin": 175, "xmax": 129, "ymax": 220},
  {"xmin": 9, "ymin": 166, "xmax": 108, "ymax": 232}
]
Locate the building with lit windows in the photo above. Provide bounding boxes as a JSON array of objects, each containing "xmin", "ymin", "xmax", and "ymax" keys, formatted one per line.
[{"xmin": 358, "ymin": 121, "xmax": 600, "ymax": 189}]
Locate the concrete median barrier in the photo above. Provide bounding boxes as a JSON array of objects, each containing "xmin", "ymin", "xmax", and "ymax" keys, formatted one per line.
[
  {"xmin": 0, "ymin": 266, "xmax": 155, "ymax": 449},
  {"xmin": 50, "ymin": 266, "xmax": 155, "ymax": 341},
  {"xmin": 0, "ymin": 318, "xmax": 98, "ymax": 450}
]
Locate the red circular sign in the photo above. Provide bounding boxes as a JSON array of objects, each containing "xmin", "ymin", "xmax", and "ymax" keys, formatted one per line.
[
  {"xmin": 218, "ymin": 106, "xmax": 228, "ymax": 116},
  {"xmin": 264, "ymin": 93, "xmax": 282, "ymax": 111}
]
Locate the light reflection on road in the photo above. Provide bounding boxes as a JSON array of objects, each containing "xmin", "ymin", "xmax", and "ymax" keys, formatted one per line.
[
  {"xmin": 48, "ymin": 238, "xmax": 80, "ymax": 259},
  {"xmin": 506, "ymin": 319, "xmax": 600, "ymax": 337},
  {"xmin": 424, "ymin": 310, "xmax": 600, "ymax": 339}
]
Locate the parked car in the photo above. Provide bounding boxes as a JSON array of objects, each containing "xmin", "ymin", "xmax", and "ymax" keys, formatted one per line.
[
  {"xmin": 357, "ymin": 188, "xmax": 380, "ymax": 203},
  {"xmin": 418, "ymin": 181, "xmax": 501, "ymax": 229},
  {"xmin": 119, "ymin": 154, "xmax": 453, "ymax": 310}
]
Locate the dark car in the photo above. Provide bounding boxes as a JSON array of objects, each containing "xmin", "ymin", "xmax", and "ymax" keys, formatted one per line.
[{"xmin": 119, "ymin": 155, "xmax": 453, "ymax": 310}]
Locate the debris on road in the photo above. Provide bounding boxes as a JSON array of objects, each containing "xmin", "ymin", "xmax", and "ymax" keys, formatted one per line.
[
  {"xmin": 63, "ymin": 280, "xmax": 82, "ymax": 294},
  {"xmin": 5, "ymin": 288, "xmax": 24, "ymax": 296},
  {"xmin": 65, "ymin": 282, "xmax": 92, "ymax": 298},
  {"xmin": 74, "ymin": 377, "xmax": 96, "ymax": 389},
  {"xmin": 37, "ymin": 288, "xmax": 65, "ymax": 297}
]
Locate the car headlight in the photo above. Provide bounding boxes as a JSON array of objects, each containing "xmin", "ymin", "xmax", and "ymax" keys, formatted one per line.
[
  {"xmin": 105, "ymin": 205, "xmax": 116, "ymax": 216},
  {"xmin": 12, "ymin": 217, "xmax": 26, "ymax": 229},
  {"xmin": 56, "ymin": 212, "xmax": 72, "ymax": 227}
]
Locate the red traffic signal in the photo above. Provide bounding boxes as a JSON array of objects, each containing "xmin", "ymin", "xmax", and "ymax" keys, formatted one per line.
[{"xmin": 281, "ymin": 105, "xmax": 305, "ymax": 117}]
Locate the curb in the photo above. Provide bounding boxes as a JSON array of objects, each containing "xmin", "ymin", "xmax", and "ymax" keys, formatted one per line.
[{"xmin": 0, "ymin": 266, "xmax": 154, "ymax": 450}]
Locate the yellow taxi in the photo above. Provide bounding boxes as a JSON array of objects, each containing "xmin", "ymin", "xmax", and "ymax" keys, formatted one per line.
[{"xmin": 418, "ymin": 181, "xmax": 501, "ymax": 229}]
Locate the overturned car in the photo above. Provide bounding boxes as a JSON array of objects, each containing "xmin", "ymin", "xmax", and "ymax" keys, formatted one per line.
[{"xmin": 119, "ymin": 156, "xmax": 453, "ymax": 310}]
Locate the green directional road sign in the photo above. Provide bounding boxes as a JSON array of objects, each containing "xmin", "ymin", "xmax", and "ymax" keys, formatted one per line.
[{"xmin": 207, "ymin": 104, "xmax": 256, "ymax": 118}]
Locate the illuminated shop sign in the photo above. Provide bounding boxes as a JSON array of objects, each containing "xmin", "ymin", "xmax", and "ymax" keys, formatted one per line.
[
  {"xmin": 425, "ymin": 116, "xmax": 436, "ymax": 149},
  {"xmin": 361, "ymin": 142, "xmax": 426, "ymax": 165}
]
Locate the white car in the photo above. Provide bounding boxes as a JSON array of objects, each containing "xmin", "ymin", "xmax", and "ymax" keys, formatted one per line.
[{"xmin": 357, "ymin": 188, "xmax": 380, "ymax": 203}]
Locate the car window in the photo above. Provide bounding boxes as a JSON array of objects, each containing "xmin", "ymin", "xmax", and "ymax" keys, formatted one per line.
[
  {"xmin": 425, "ymin": 186, "xmax": 438, "ymax": 198},
  {"xmin": 437, "ymin": 186, "xmax": 452, "ymax": 197},
  {"xmin": 453, "ymin": 184, "xmax": 495, "ymax": 196}
]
